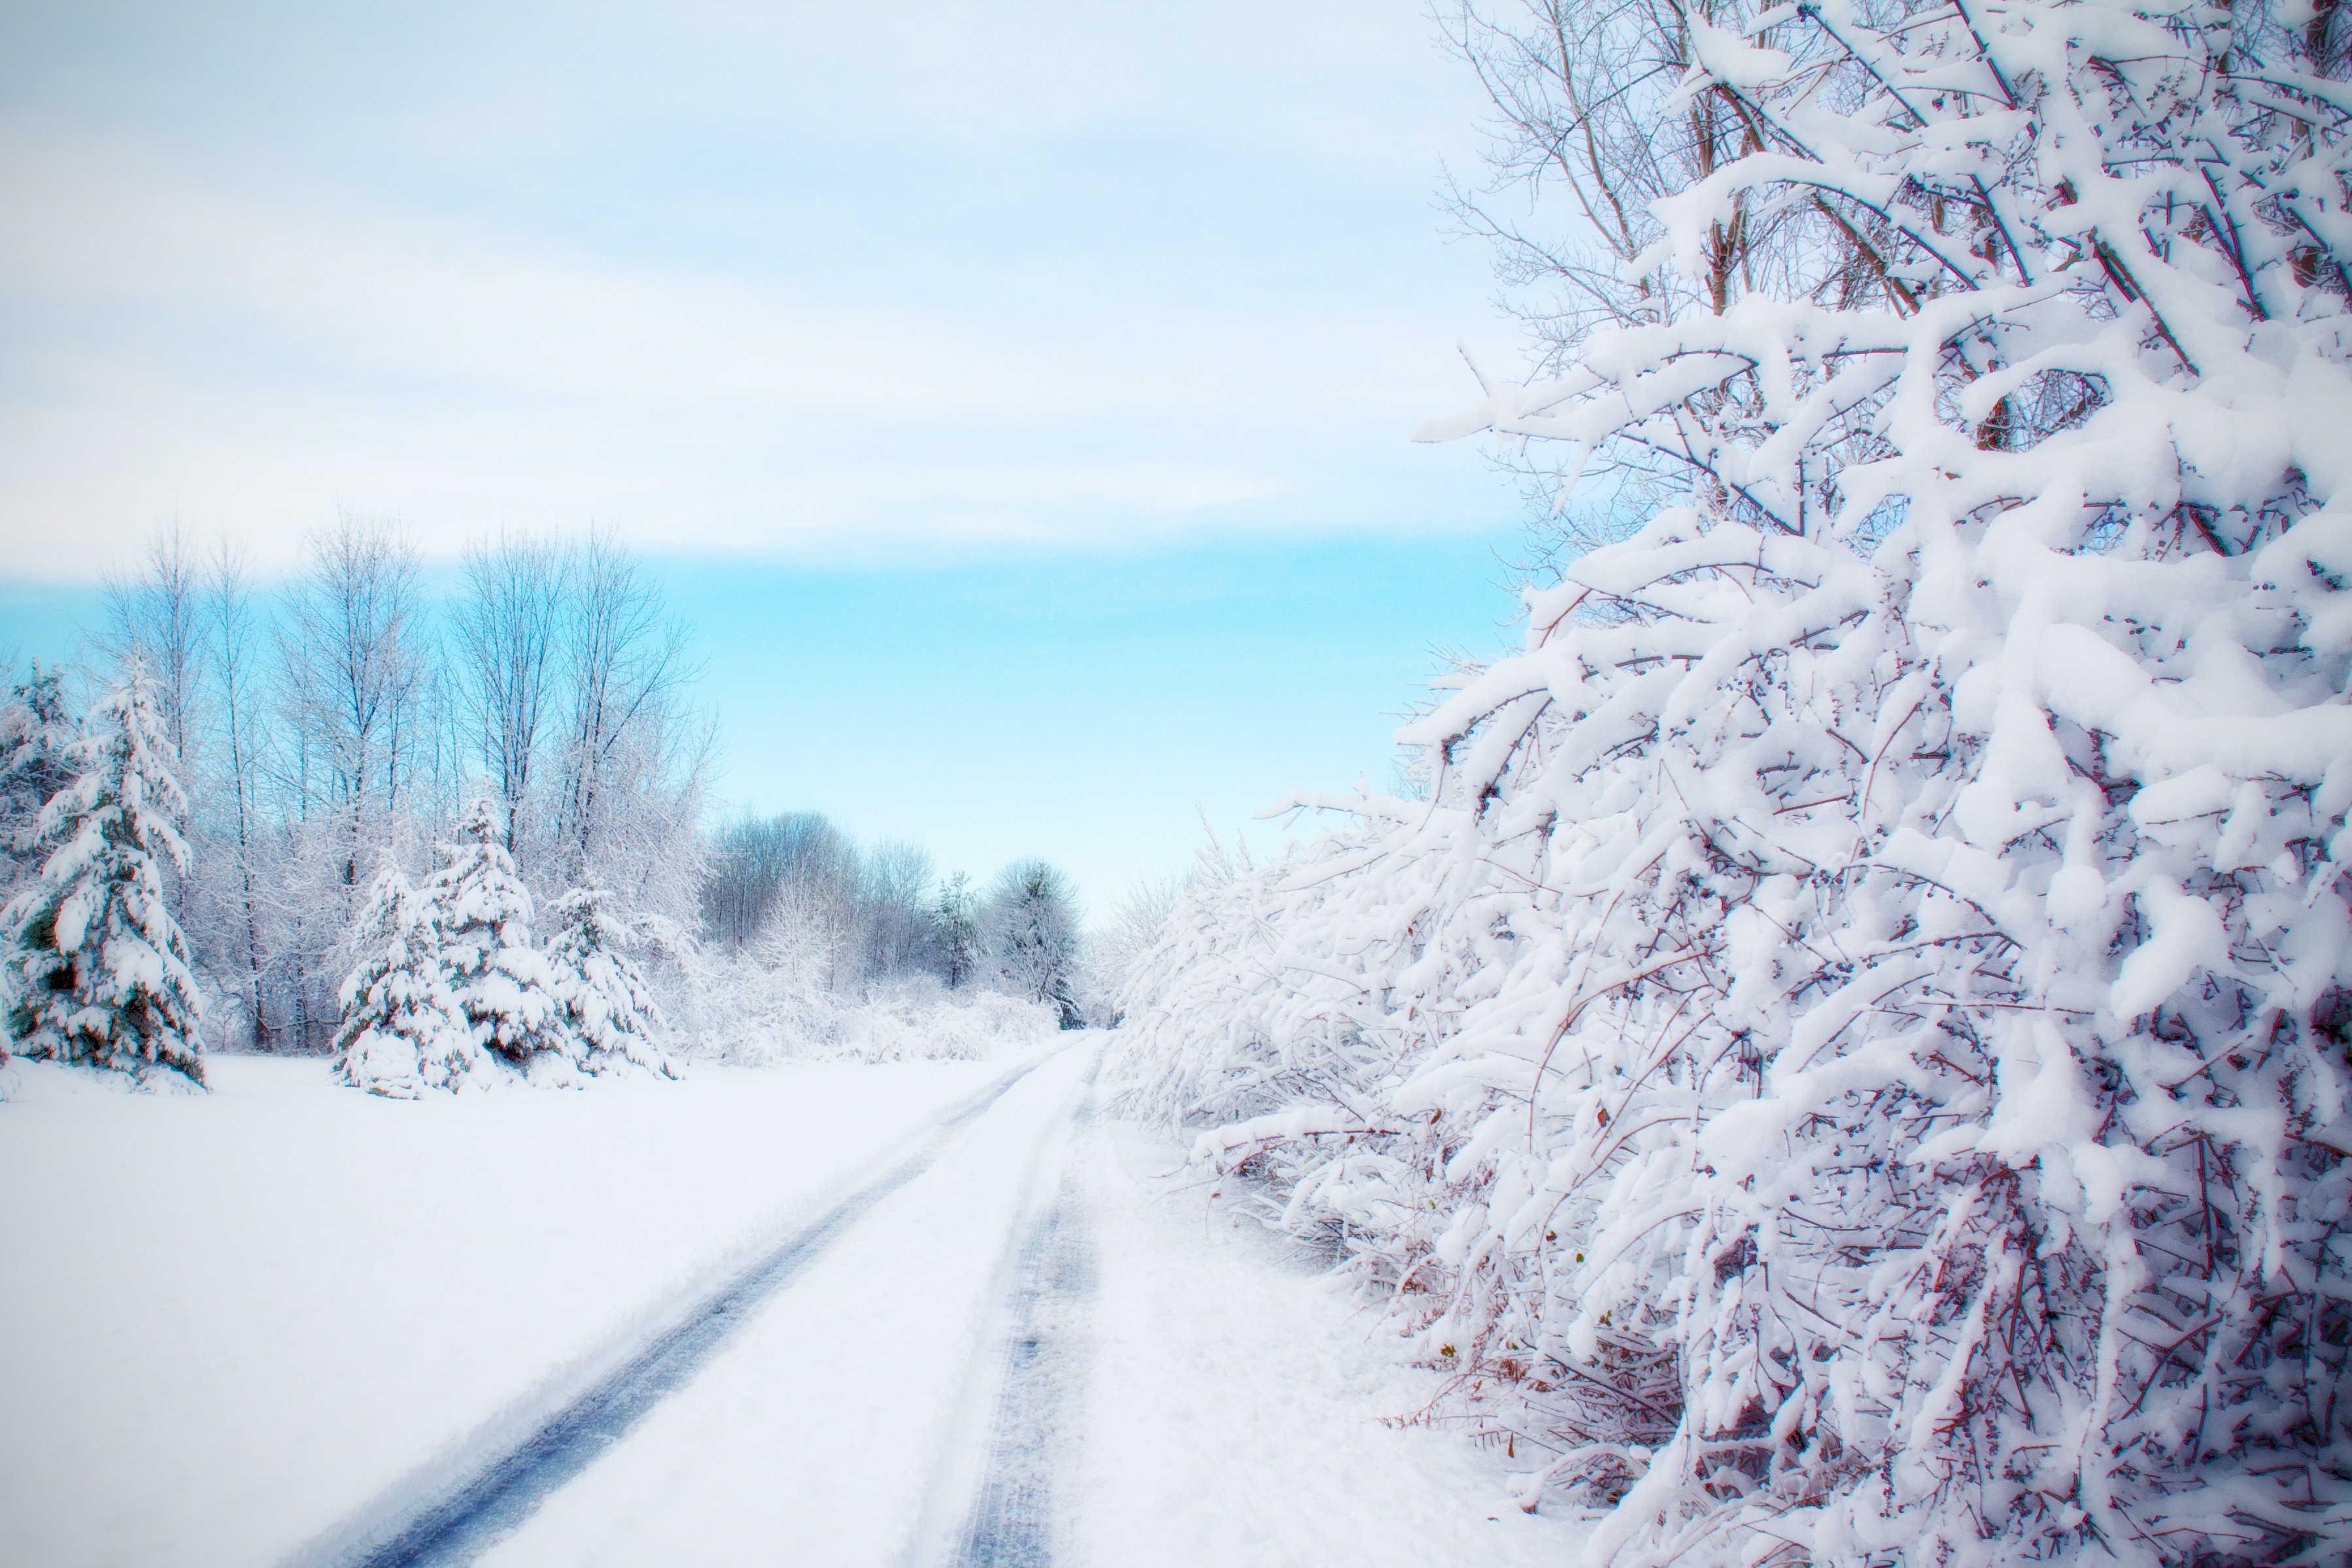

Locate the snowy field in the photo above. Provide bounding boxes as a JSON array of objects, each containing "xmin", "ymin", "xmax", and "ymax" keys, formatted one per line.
[{"xmin": 1, "ymin": 1044, "xmax": 1579, "ymax": 1568}]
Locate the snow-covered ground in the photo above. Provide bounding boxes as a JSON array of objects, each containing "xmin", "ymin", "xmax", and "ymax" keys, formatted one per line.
[
  {"xmin": 1068, "ymin": 1125, "xmax": 1581, "ymax": 1568},
  {"xmin": 3, "ymin": 1045, "xmax": 1583, "ymax": 1567}
]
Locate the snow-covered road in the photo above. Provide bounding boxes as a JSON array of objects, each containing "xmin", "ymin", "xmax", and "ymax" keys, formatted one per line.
[{"xmin": 5, "ymin": 1048, "xmax": 1582, "ymax": 1568}]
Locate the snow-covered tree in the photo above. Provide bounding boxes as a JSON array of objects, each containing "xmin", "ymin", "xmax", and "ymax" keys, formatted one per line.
[
  {"xmin": 983, "ymin": 859, "xmax": 1083, "ymax": 1028},
  {"xmin": 545, "ymin": 886, "xmax": 679, "ymax": 1079},
  {"xmin": 1078, "ymin": 873, "xmax": 1184, "ymax": 1028},
  {"xmin": 1116, "ymin": 2, "xmax": 2351, "ymax": 1563},
  {"xmin": 3, "ymin": 659, "xmax": 205, "ymax": 1087},
  {"xmin": 333, "ymin": 859, "xmax": 477, "ymax": 1099},
  {"xmin": 0, "ymin": 660, "xmax": 80, "ymax": 891},
  {"xmin": 933, "ymin": 871, "xmax": 982, "ymax": 990},
  {"xmin": 432, "ymin": 797, "xmax": 567, "ymax": 1080}
]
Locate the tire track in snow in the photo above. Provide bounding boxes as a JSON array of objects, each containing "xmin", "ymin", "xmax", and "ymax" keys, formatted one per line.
[
  {"xmin": 292, "ymin": 1053, "xmax": 1057, "ymax": 1568},
  {"xmin": 946, "ymin": 1100, "xmax": 1093, "ymax": 1568}
]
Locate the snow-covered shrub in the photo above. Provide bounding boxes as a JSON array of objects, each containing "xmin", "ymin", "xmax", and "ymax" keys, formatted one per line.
[
  {"xmin": 3, "ymin": 659, "xmax": 205, "ymax": 1089},
  {"xmin": 834, "ymin": 979, "xmax": 1061, "ymax": 1063},
  {"xmin": 1114, "ymin": 2, "xmax": 2351, "ymax": 1562},
  {"xmin": 544, "ymin": 886, "xmax": 679, "ymax": 1080},
  {"xmin": 333, "ymin": 860, "xmax": 479, "ymax": 1099},
  {"xmin": 674, "ymin": 959, "xmax": 1059, "ymax": 1066},
  {"xmin": 1077, "ymin": 874, "xmax": 1185, "ymax": 1029}
]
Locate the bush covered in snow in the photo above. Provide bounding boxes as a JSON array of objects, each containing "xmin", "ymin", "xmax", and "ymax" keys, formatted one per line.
[
  {"xmin": 675, "ymin": 963, "xmax": 1060, "ymax": 1066},
  {"xmin": 1112, "ymin": 1, "xmax": 2351, "ymax": 1562}
]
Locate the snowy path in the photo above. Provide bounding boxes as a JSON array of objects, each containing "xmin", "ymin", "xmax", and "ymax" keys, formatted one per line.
[
  {"xmin": 7, "ymin": 1049, "xmax": 1585, "ymax": 1568},
  {"xmin": 341, "ymin": 1049, "xmax": 1582, "ymax": 1568},
  {"xmin": 454, "ymin": 1046, "xmax": 1097, "ymax": 1567},
  {"xmin": 938, "ymin": 1095, "xmax": 1097, "ymax": 1568}
]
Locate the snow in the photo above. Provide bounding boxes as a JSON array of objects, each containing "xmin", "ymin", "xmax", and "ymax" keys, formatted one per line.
[
  {"xmin": 1070, "ymin": 1127, "xmax": 1586, "ymax": 1568},
  {"xmin": 0, "ymin": 1054, "xmax": 1006, "ymax": 1568},
  {"xmin": 463, "ymin": 1050, "xmax": 1096, "ymax": 1568},
  {"xmin": 3, "ymin": 1046, "xmax": 1588, "ymax": 1568}
]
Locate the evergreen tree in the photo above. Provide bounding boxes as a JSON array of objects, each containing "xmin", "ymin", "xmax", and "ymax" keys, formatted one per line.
[
  {"xmin": 932, "ymin": 871, "xmax": 981, "ymax": 989},
  {"xmin": 545, "ymin": 886, "xmax": 679, "ymax": 1080},
  {"xmin": 0, "ymin": 660, "xmax": 81, "ymax": 889},
  {"xmin": 333, "ymin": 859, "xmax": 476, "ymax": 1099},
  {"xmin": 3, "ymin": 659, "xmax": 205, "ymax": 1087},
  {"xmin": 432, "ymin": 797, "xmax": 566, "ymax": 1078}
]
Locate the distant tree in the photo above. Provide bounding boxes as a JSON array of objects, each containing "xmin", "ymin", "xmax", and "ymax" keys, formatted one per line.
[
  {"xmin": 982, "ymin": 859, "xmax": 1082, "ymax": 1027},
  {"xmin": 278, "ymin": 518, "xmax": 430, "ymax": 897},
  {"xmin": 451, "ymin": 530, "xmax": 565, "ymax": 872},
  {"xmin": 552, "ymin": 527, "xmax": 698, "ymax": 903},
  {"xmin": 3, "ymin": 658, "xmax": 205, "ymax": 1087},
  {"xmin": 932, "ymin": 871, "xmax": 981, "ymax": 990},
  {"xmin": 859, "ymin": 840, "xmax": 936, "ymax": 983},
  {"xmin": 102, "ymin": 524, "xmax": 207, "ymax": 801},
  {"xmin": 545, "ymin": 886, "xmax": 678, "ymax": 1079},
  {"xmin": 333, "ymin": 859, "xmax": 474, "ymax": 1099},
  {"xmin": 699, "ymin": 810, "xmax": 870, "ymax": 991},
  {"xmin": 276, "ymin": 517, "xmax": 432, "ymax": 1048},
  {"xmin": 205, "ymin": 543, "xmax": 274, "ymax": 1048}
]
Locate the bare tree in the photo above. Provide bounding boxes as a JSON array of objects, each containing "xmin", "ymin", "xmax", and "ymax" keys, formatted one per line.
[
  {"xmin": 208, "ymin": 542, "xmax": 273, "ymax": 1048},
  {"xmin": 860, "ymin": 840, "xmax": 937, "ymax": 982},
  {"xmin": 554, "ymin": 527, "xmax": 692, "ymax": 889},
  {"xmin": 102, "ymin": 523, "xmax": 207, "ymax": 775},
  {"xmin": 450, "ymin": 530, "xmax": 566, "ymax": 870},
  {"xmin": 1438, "ymin": 0, "xmax": 1808, "ymax": 559},
  {"xmin": 276, "ymin": 516, "xmax": 426, "ymax": 946}
]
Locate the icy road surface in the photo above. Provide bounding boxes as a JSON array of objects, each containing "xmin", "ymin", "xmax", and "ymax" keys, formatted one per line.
[{"xmin": 3, "ymin": 1046, "xmax": 1582, "ymax": 1568}]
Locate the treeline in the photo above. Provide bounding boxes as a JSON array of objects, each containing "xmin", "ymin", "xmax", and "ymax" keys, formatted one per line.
[
  {"xmin": 700, "ymin": 812, "xmax": 1085, "ymax": 1025},
  {"xmin": 5, "ymin": 518, "xmax": 701, "ymax": 1053},
  {"xmin": 0, "ymin": 517, "xmax": 1094, "ymax": 1081}
]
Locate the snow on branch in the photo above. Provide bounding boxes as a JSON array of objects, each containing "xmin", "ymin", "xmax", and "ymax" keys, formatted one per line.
[{"xmin": 1115, "ymin": 0, "xmax": 2351, "ymax": 1561}]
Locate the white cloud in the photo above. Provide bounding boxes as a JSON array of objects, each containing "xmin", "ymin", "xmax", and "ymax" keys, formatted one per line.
[{"xmin": 0, "ymin": 0, "xmax": 1513, "ymax": 580}]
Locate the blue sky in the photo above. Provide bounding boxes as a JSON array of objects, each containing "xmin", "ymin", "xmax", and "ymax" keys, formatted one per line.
[{"xmin": 0, "ymin": 1, "xmax": 1539, "ymax": 911}]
